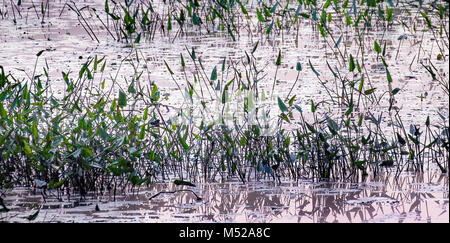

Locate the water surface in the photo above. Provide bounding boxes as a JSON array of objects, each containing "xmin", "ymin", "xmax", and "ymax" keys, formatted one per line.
[{"xmin": 1, "ymin": 170, "xmax": 447, "ymax": 223}]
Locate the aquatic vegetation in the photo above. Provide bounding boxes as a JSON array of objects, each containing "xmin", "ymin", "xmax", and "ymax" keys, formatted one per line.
[
  {"xmin": 0, "ymin": 0, "xmax": 448, "ymax": 204},
  {"xmin": 0, "ymin": 43, "xmax": 448, "ymax": 199}
]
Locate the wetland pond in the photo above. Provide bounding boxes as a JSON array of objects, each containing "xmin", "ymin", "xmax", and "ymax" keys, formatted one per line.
[
  {"xmin": 0, "ymin": 0, "xmax": 449, "ymax": 223},
  {"xmin": 1, "ymin": 171, "xmax": 449, "ymax": 223}
]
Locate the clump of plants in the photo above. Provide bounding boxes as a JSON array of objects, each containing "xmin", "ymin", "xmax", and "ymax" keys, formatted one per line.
[
  {"xmin": 0, "ymin": 0, "xmax": 448, "ymax": 204},
  {"xmin": 0, "ymin": 41, "xmax": 448, "ymax": 201}
]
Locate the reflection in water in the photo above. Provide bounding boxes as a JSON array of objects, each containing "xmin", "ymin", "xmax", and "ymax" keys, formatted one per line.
[
  {"xmin": 1, "ymin": 170, "xmax": 447, "ymax": 223},
  {"xmin": 0, "ymin": 0, "xmax": 448, "ymax": 126}
]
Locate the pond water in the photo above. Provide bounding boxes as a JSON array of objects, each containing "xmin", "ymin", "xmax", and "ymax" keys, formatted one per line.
[
  {"xmin": 0, "ymin": 170, "xmax": 448, "ymax": 223},
  {"xmin": 0, "ymin": 0, "xmax": 448, "ymax": 223}
]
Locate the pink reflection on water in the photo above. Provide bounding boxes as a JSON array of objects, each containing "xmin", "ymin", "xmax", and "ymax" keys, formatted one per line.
[{"xmin": 1, "ymin": 170, "xmax": 447, "ymax": 223}]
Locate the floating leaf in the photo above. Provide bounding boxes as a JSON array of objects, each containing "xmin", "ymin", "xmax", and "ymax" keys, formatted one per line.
[
  {"xmin": 36, "ymin": 50, "xmax": 45, "ymax": 57},
  {"xmin": 27, "ymin": 210, "xmax": 40, "ymax": 221},
  {"xmin": 173, "ymin": 179, "xmax": 196, "ymax": 187}
]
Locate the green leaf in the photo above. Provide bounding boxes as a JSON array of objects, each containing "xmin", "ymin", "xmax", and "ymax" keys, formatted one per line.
[
  {"xmin": 364, "ymin": 88, "xmax": 376, "ymax": 95},
  {"xmin": 222, "ymin": 89, "xmax": 227, "ymax": 104},
  {"xmin": 397, "ymin": 133, "xmax": 406, "ymax": 145},
  {"xmin": 239, "ymin": 137, "xmax": 246, "ymax": 146},
  {"xmin": 247, "ymin": 91, "xmax": 255, "ymax": 111},
  {"xmin": 278, "ymin": 97, "xmax": 288, "ymax": 112},
  {"xmin": 374, "ymin": 40, "xmax": 381, "ymax": 53},
  {"xmin": 251, "ymin": 41, "xmax": 259, "ymax": 54},
  {"xmin": 334, "ymin": 35, "xmax": 342, "ymax": 48},
  {"xmin": 257, "ymin": 8, "xmax": 265, "ymax": 22},
  {"xmin": 210, "ymin": 66, "xmax": 217, "ymax": 80},
  {"xmin": 326, "ymin": 116, "xmax": 339, "ymax": 135},
  {"xmin": 105, "ymin": 0, "xmax": 109, "ymax": 13},
  {"xmin": 151, "ymin": 84, "xmax": 160, "ymax": 101},
  {"xmin": 180, "ymin": 53, "xmax": 185, "ymax": 67},
  {"xmin": 345, "ymin": 103, "xmax": 354, "ymax": 116},
  {"xmin": 143, "ymin": 107, "xmax": 149, "ymax": 120},
  {"xmin": 266, "ymin": 22, "xmax": 273, "ymax": 35},
  {"xmin": 305, "ymin": 122, "xmax": 317, "ymax": 133},
  {"xmin": 326, "ymin": 61, "xmax": 337, "ymax": 77},
  {"xmin": 118, "ymin": 90, "xmax": 127, "ymax": 107},
  {"xmin": 309, "ymin": 60, "xmax": 320, "ymax": 76},
  {"xmin": 48, "ymin": 179, "xmax": 66, "ymax": 189},
  {"xmin": 23, "ymin": 142, "xmax": 32, "ymax": 156},
  {"xmin": 318, "ymin": 23, "xmax": 326, "ymax": 37},
  {"xmin": 358, "ymin": 113, "xmax": 363, "ymax": 127},
  {"xmin": 101, "ymin": 60, "xmax": 106, "ymax": 72},
  {"xmin": 0, "ymin": 103, "xmax": 7, "ymax": 118},
  {"xmin": 276, "ymin": 50, "xmax": 281, "ymax": 66},
  {"xmin": 167, "ymin": 12, "xmax": 172, "ymax": 31},
  {"xmin": 280, "ymin": 113, "xmax": 290, "ymax": 123},
  {"xmin": 392, "ymin": 88, "xmax": 400, "ymax": 95},
  {"xmin": 349, "ymin": 54, "xmax": 355, "ymax": 72},
  {"xmin": 238, "ymin": 0, "xmax": 248, "ymax": 15},
  {"xmin": 32, "ymin": 122, "xmax": 38, "ymax": 140},
  {"xmin": 386, "ymin": 68, "xmax": 392, "ymax": 83},
  {"xmin": 420, "ymin": 12, "xmax": 432, "ymax": 29},
  {"xmin": 134, "ymin": 33, "xmax": 141, "ymax": 43},
  {"xmin": 296, "ymin": 62, "xmax": 302, "ymax": 71},
  {"xmin": 221, "ymin": 57, "xmax": 226, "ymax": 72},
  {"xmin": 93, "ymin": 55, "xmax": 99, "ymax": 71},
  {"xmin": 139, "ymin": 126, "xmax": 146, "ymax": 140},
  {"xmin": 358, "ymin": 74, "xmax": 364, "ymax": 92},
  {"xmin": 408, "ymin": 134, "xmax": 419, "ymax": 145},
  {"xmin": 288, "ymin": 95, "xmax": 296, "ymax": 107},
  {"xmin": 164, "ymin": 60, "xmax": 174, "ymax": 75},
  {"xmin": 311, "ymin": 100, "xmax": 316, "ymax": 113},
  {"xmin": 178, "ymin": 135, "xmax": 190, "ymax": 151},
  {"xmin": 110, "ymin": 99, "xmax": 117, "ymax": 112}
]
